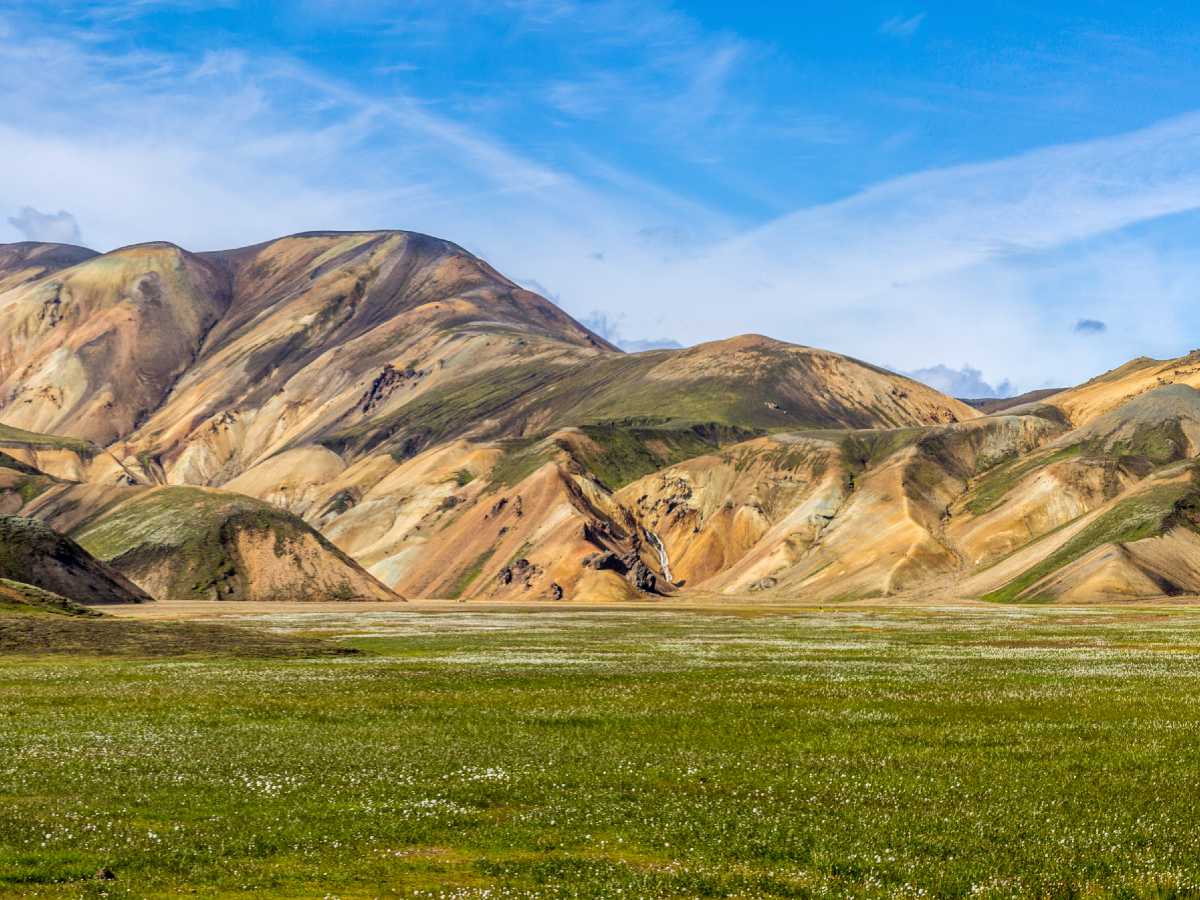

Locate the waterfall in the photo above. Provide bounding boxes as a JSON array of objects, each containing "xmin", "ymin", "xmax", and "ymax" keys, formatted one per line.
[{"xmin": 645, "ymin": 529, "xmax": 673, "ymax": 583}]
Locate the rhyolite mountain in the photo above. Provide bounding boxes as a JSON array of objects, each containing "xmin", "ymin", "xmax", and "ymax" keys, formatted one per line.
[{"xmin": 2, "ymin": 229, "xmax": 1199, "ymax": 604}]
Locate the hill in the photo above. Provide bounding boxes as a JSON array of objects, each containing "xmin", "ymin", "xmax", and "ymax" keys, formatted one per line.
[
  {"xmin": 0, "ymin": 578, "xmax": 100, "ymax": 616},
  {"xmin": 0, "ymin": 241, "xmax": 98, "ymax": 292},
  {"xmin": 0, "ymin": 516, "xmax": 151, "ymax": 604},
  {"xmin": 37, "ymin": 485, "xmax": 402, "ymax": 602},
  {"xmin": 1042, "ymin": 351, "xmax": 1200, "ymax": 428}
]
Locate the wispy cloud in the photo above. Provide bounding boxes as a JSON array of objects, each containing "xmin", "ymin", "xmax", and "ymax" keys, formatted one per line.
[
  {"xmin": 722, "ymin": 111, "xmax": 1200, "ymax": 299},
  {"xmin": 879, "ymin": 13, "xmax": 926, "ymax": 38},
  {"xmin": 73, "ymin": 0, "xmax": 236, "ymax": 24},
  {"xmin": 4, "ymin": 3, "xmax": 1200, "ymax": 392},
  {"xmin": 0, "ymin": 6, "xmax": 731, "ymax": 293},
  {"xmin": 586, "ymin": 111, "xmax": 1200, "ymax": 390}
]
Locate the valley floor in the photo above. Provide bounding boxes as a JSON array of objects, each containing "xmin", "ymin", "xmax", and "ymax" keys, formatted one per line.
[{"xmin": 6, "ymin": 605, "xmax": 1200, "ymax": 896}]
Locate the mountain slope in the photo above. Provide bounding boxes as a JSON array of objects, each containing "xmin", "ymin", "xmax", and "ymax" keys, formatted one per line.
[
  {"xmin": 0, "ymin": 516, "xmax": 152, "ymax": 604},
  {"xmin": 958, "ymin": 466, "xmax": 1200, "ymax": 603},
  {"xmin": 120, "ymin": 230, "xmax": 617, "ymax": 485},
  {"xmin": 38, "ymin": 485, "xmax": 402, "ymax": 602},
  {"xmin": 5, "ymin": 229, "xmax": 1115, "ymax": 604},
  {"xmin": 0, "ymin": 242, "xmax": 98, "ymax": 292},
  {"xmin": 320, "ymin": 334, "xmax": 977, "ymax": 464},
  {"xmin": 0, "ymin": 242, "xmax": 231, "ymax": 445},
  {"xmin": 962, "ymin": 389, "xmax": 1064, "ymax": 414},
  {"xmin": 615, "ymin": 412, "xmax": 1061, "ymax": 601},
  {"xmin": 0, "ymin": 234, "xmax": 974, "ymax": 488},
  {"xmin": 1045, "ymin": 351, "xmax": 1200, "ymax": 428},
  {"xmin": 0, "ymin": 231, "xmax": 615, "ymax": 481}
]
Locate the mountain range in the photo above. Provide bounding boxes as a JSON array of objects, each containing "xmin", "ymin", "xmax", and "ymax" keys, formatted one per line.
[{"xmin": 1, "ymin": 230, "xmax": 1199, "ymax": 606}]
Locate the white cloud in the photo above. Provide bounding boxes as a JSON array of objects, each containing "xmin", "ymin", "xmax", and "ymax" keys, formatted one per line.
[
  {"xmin": 578, "ymin": 310, "xmax": 682, "ymax": 352},
  {"xmin": 7, "ymin": 206, "xmax": 83, "ymax": 244},
  {"xmin": 904, "ymin": 364, "xmax": 1013, "ymax": 399},
  {"xmin": 0, "ymin": 20, "xmax": 719, "ymax": 249},
  {"xmin": 75, "ymin": 0, "xmax": 226, "ymax": 20}
]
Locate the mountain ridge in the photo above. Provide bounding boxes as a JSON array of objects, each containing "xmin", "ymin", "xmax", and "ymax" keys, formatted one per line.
[{"xmin": 3, "ymin": 229, "xmax": 1197, "ymax": 604}]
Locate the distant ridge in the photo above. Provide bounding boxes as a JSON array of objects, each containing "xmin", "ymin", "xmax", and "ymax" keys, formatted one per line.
[{"xmin": 961, "ymin": 388, "xmax": 1064, "ymax": 414}]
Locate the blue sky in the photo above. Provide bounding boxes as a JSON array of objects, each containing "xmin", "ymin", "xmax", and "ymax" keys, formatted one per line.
[{"xmin": 5, "ymin": 1, "xmax": 1200, "ymax": 394}]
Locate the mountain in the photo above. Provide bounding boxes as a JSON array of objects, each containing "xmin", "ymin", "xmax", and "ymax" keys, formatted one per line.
[
  {"xmin": 1041, "ymin": 351, "xmax": 1200, "ymax": 427},
  {"xmin": 0, "ymin": 232, "xmax": 610, "ymax": 465},
  {"xmin": 0, "ymin": 231, "xmax": 979, "ymax": 603},
  {"xmin": 0, "ymin": 515, "xmax": 151, "ymax": 605},
  {"xmin": 4, "ymin": 228, "xmax": 1199, "ymax": 604},
  {"xmin": 0, "ymin": 435, "xmax": 398, "ymax": 602},
  {"xmin": 0, "ymin": 232, "xmax": 971, "ymax": 483}
]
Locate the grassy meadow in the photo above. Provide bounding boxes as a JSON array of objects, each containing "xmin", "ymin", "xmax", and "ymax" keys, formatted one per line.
[{"xmin": 5, "ymin": 605, "xmax": 1200, "ymax": 897}]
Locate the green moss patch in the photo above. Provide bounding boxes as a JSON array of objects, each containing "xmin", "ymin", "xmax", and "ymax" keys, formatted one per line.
[
  {"xmin": 1097, "ymin": 419, "xmax": 1191, "ymax": 468},
  {"xmin": 0, "ymin": 423, "xmax": 96, "ymax": 457},
  {"xmin": 0, "ymin": 579, "xmax": 99, "ymax": 617},
  {"xmin": 982, "ymin": 478, "xmax": 1200, "ymax": 603},
  {"xmin": 840, "ymin": 428, "xmax": 927, "ymax": 475},
  {"xmin": 570, "ymin": 421, "xmax": 751, "ymax": 491},
  {"xmin": 964, "ymin": 445, "xmax": 1083, "ymax": 516},
  {"xmin": 0, "ymin": 615, "xmax": 357, "ymax": 658},
  {"xmin": 447, "ymin": 549, "xmax": 497, "ymax": 600},
  {"xmin": 488, "ymin": 438, "xmax": 555, "ymax": 490},
  {"xmin": 321, "ymin": 363, "xmax": 562, "ymax": 459}
]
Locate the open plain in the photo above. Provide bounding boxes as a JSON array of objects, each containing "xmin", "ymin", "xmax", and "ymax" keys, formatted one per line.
[{"xmin": 6, "ymin": 601, "xmax": 1200, "ymax": 897}]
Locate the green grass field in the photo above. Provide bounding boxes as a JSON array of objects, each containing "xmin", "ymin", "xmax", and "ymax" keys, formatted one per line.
[{"xmin": 6, "ymin": 605, "xmax": 1200, "ymax": 897}]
